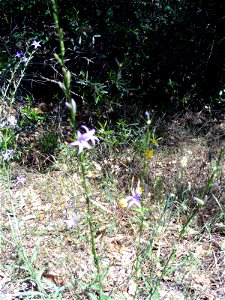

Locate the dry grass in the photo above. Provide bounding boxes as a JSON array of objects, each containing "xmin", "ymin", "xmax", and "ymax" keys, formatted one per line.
[{"xmin": 0, "ymin": 115, "xmax": 224, "ymax": 299}]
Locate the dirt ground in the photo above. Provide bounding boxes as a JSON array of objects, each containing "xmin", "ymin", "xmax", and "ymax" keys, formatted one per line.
[{"xmin": 0, "ymin": 109, "xmax": 224, "ymax": 299}]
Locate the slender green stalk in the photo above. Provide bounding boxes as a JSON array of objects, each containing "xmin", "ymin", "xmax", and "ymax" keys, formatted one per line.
[
  {"xmin": 51, "ymin": 0, "xmax": 75, "ymax": 132},
  {"xmin": 51, "ymin": 0, "xmax": 65, "ymax": 66},
  {"xmin": 141, "ymin": 118, "xmax": 151, "ymax": 181},
  {"xmin": 134, "ymin": 117, "xmax": 151, "ymax": 298},
  {"xmin": 80, "ymin": 156, "xmax": 103, "ymax": 299},
  {"xmin": 51, "ymin": 2, "xmax": 104, "ymax": 297},
  {"xmin": 134, "ymin": 210, "xmax": 144, "ymax": 298}
]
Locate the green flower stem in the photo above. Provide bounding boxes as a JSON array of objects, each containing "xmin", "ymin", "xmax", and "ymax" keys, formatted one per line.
[
  {"xmin": 51, "ymin": 0, "xmax": 65, "ymax": 65},
  {"xmin": 2, "ymin": 50, "xmax": 32, "ymax": 104},
  {"xmin": 51, "ymin": 0, "xmax": 75, "ymax": 132},
  {"xmin": 134, "ymin": 209, "xmax": 144, "ymax": 298},
  {"xmin": 141, "ymin": 121, "xmax": 151, "ymax": 181},
  {"xmin": 80, "ymin": 155, "xmax": 103, "ymax": 299},
  {"xmin": 134, "ymin": 120, "xmax": 151, "ymax": 298}
]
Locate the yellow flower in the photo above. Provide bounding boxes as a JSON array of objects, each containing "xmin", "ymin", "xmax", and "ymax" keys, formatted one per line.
[
  {"xmin": 150, "ymin": 136, "xmax": 161, "ymax": 146},
  {"xmin": 151, "ymin": 138, "xmax": 158, "ymax": 145},
  {"xmin": 146, "ymin": 149, "xmax": 154, "ymax": 159},
  {"xmin": 118, "ymin": 198, "xmax": 129, "ymax": 208}
]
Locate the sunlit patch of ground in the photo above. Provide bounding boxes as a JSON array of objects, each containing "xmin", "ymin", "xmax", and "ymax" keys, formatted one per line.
[{"xmin": 0, "ymin": 114, "xmax": 224, "ymax": 299}]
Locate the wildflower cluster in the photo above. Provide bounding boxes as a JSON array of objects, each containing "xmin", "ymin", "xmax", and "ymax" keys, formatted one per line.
[
  {"xmin": 15, "ymin": 51, "xmax": 28, "ymax": 63},
  {"xmin": 14, "ymin": 40, "xmax": 41, "ymax": 62}
]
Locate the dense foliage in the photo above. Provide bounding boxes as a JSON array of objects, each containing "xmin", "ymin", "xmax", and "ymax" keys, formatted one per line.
[{"xmin": 1, "ymin": 0, "xmax": 224, "ymax": 110}]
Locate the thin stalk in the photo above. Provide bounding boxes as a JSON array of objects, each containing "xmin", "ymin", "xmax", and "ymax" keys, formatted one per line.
[
  {"xmin": 51, "ymin": 0, "xmax": 75, "ymax": 132},
  {"xmin": 134, "ymin": 210, "xmax": 144, "ymax": 298},
  {"xmin": 134, "ymin": 119, "xmax": 151, "ymax": 298},
  {"xmin": 51, "ymin": 0, "xmax": 65, "ymax": 66},
  {"xmin": 80, "ymin": 156, "xmax": 103, "ymax": 299}
]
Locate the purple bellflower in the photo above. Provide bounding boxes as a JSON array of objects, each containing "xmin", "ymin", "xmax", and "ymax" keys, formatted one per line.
[
  {"xmin": 0, "ymin": 116, "xmax": 17, "ymax": 128},
  {"xmin": 22, "ymin": 56, "xmax": 28, "ymax": 63},
  {"xmin": 2, "ymin": 149, "xmax": 13, "ymax": 161},
  {"xmin": 15, "ymin": 51, "xmax": 28, "ymax": 62},
  {"xmin": 15, "ymin": 51, "xmax": 23, "ymax": 58},
  {"xmin": 31, "ymin": 40, "xmax": 41, "ymax": 49},
  {"xmin": 16, "ymin": 176, "xmax": 26, "ymax": 185},
  {"xmin": 145, "ymin": 111, "xmax": 150, "ymax": 120},
  {"xmin": 65, "ymin": 215, "xmax": 78, "ymax": 229},
  {"xmin": 126, "ymin": 189, "xmax": 142, "ymax": 208},
  {"xmin": 70, "ymin": 125, "xmax": 99, "ymax": 154}
]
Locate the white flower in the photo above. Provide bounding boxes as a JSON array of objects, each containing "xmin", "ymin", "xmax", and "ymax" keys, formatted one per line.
[{"xmin": 8, "ymin": 116, "xmax": 17, "ymax": 126}]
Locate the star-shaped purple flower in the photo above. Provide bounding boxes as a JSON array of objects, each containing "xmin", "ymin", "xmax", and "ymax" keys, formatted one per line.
[
  {"xmin": 82, "ymin": 126, "xmax": 99, "ymax": 145},
  {"xmin": 126, "ymin": 190, "xmax": 142, "ymax": 208},
  {"xmin": 22, "ymin": 56, "xmax": 28, "ymax": 63},
  {"xmin": 31, "ymin": 40, "xmax": 41, "ymax": 49},
  {"xmin": 15, "ymin": 51, "xmax": 23, "ymax": 58},
  {"xmin": 70, "ymin": 125, "xmax": 99, "ymax": 154},
  {"xmin": 2, "ymin": 149, "xmax": 14, "ymax": 161},
  {"xmin": 16, "ymin": 176, "xmax": 26, "ymax": 185},
  {"xmin": 65, "ymin": 215, "xmax": 78, "ymax": 229}
]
